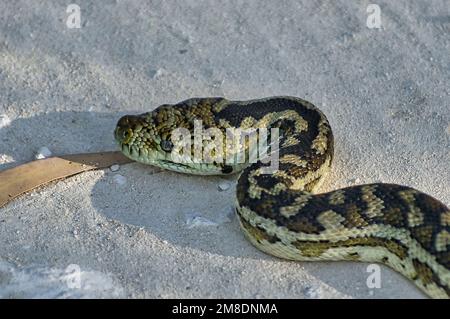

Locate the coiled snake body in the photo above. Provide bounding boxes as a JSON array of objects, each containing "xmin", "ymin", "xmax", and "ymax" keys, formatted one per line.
[{"xmin": 115, "ymin": 96, "xmax": 450, "ymax": 298}]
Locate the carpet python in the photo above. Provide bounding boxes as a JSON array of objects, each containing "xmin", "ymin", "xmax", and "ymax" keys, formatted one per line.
[{"xmin": 114, "ymin": 96, "xmax": 450, "ymax": 298}]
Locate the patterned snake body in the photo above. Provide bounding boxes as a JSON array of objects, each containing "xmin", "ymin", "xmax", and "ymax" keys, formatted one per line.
[{"xmin": 115, "ymin": 97, "xmax": 450, "ymax": 298}]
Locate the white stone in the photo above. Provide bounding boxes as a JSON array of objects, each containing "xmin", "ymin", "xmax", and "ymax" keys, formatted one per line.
[
  {"xmin": 0, "ymin": 114, "xmax": 11, "ymax": 128},
  {"xmin": 218, "ymin": 181, "xmax": 230, "ymax": 191},
  {"xmin": 34, "ymin": 147, "xmax": 52, "ymax": 160},
  {"xmin": 185, "ymin": 212, "xmax": 218, "ymax": 229},
  {"xmin": 0, "ymin": 154, "xmax": 14, "ymax": 164},
  {"xmin": 113, "ymin": 174, "xmax": 127, "ymax": 185}
]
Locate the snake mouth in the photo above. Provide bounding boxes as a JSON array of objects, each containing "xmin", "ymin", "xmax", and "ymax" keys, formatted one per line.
[
  {"xmin": 118, "ymin": 143, "xmax": 143, "ymax": 161},
  {"xmin": 119, "ymin": 144, "xmax": 195, "ymax": 173},
  {"xmin": 119, "ymin": 143, "xmax": 133, "ymax": 158},
  {"xmin": 159, "ymin": 160, "xmax": 192, "ymax": 170}
]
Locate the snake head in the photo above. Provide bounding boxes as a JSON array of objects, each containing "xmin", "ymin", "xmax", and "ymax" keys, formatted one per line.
[
  {"xmin": 114, "ymin": 112, "xmax": 188, "ymax": 171},
  {"xmin": 114, "ymin": 108, "xmax": 233, "ymax": 175}
]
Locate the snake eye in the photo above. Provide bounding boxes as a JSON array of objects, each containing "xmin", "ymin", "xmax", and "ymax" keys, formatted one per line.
[{"xmin": 160, "ymin": 140, "xmax": 173, "ymax": 152}]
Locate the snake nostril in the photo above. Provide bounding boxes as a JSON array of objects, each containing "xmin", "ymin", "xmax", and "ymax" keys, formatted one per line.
[
  {"xmin": 116, "ymin": 128, "xmax": 132, "ymax": 144},
  {"xmin": 115, "ymin": 116, "xmax": 134, "ymax": 144}
]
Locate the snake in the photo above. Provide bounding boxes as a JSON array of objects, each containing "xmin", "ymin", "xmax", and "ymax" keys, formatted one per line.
[{"xmin": 114, "ymin": 96, "xmax": 450, "ymax": 298}]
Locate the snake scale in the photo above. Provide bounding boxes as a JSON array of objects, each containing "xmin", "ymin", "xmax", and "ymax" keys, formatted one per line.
[{"xmin": 114, "ymin": 96, "xmax": 450, "ymax": 298}]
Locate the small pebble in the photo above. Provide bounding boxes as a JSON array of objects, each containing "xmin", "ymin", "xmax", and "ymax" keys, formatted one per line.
[
  {"xmin": 218, "ymin": 181, "xmax": 230, "ymax": 191},
  {"xmin": 113, "ymin": 174, "xmax": 127, "ymax": 185},
  {"xmin": 348, "ymin": 177, "xmax": 360, "ymax": 184},
  {"xmin": 149, "ymin": 68, "xmax": 164, "ymax": 79},
  {"xmin": 0, "ymin": 154, "xmax": 14, "ymax": 164},
  {"xmin": 212, "ymin": 79, "xmax": 224, "ymax": 88},
  {"xmin": 0, "ymin": 114, "xmax": 11, "ymax": 128},
  {"xmin": 35, "ymin": 146, "xmax": 52, "ymax": 159},
  {"xmin": 110, "ymin": 164, "xmax": 120, "ymax": 172},
  {"xmin": 185, "ymin": 212, "xmax": 218, "ymax": 229}
]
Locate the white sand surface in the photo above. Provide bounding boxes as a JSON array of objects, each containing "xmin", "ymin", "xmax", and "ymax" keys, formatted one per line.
[{"xmin": 0, "ymin": 0, "xmax": 449, "ymax": 298}]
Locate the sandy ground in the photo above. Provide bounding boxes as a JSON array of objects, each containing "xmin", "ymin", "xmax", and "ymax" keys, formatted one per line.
[{"xmin": 0, "ymin": 0, "xmax": 449, "ymax": 298}]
